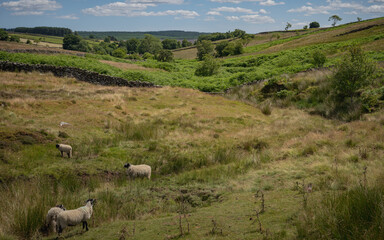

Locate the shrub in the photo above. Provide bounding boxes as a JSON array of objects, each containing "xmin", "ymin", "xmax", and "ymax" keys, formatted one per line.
[
  {"xmin": 112, "ymin": 48, "xmax": 127, "ymax": 58},
  {"xmin": 195, "ymin": 55, "xmax": 220, "ymax": 76},
  {"xmin": 312, "ymin": 50, "xmax": 326, "ymax": 67},
  {"xmin": 0, "ymin": 29, "xmax": 8, "ymax": 41},
  {"xmin": 196, "ymin": 40, "xmax": 214, "ymax": 61},
  {"xmin": 156, "ymin": 49, "xmax": 174, "ymax": 62}
]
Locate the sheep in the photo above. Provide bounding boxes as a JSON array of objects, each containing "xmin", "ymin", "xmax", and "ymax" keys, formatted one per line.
[
  {"xmin": 46, "ymin": 204, "xmax": 66, "ymax": 233},
  {"xmin": 56, "ymin": 144, "xmax": 72, "ymax": 158},
  {"xmin": 56, "ymin": 199, "xmax": 96, "ymax": 235},
  {"xmin": 124, "ymin": 163, "xmax": 151, "ymax": 180}
]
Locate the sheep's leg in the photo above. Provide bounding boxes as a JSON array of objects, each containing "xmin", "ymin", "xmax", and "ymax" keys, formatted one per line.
[
  {"xmin": 60, "ymin": 151, "xmax": 64, "ymax": 157},
  {"xmin": 82, "ymin": 221, "xmax": 89, "ymax": 231},
  {"xmin": 67, "ymin": 151, "xmax": 70, "ymax": 158}
]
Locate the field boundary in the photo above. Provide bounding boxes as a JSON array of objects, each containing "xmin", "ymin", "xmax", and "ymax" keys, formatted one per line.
[{"xmin": 0, "ymin": 61, "xmax": 160, "ymax": 88}]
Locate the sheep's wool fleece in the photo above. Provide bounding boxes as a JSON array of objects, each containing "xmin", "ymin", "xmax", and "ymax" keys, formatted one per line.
[
  {"xmin": 47, "ymin": 207, "xmax": 64, "ymax": 222},
  {"xmin": 127, "ymin": 164, "xmax": 151, "ymax": 179},
  {"xmin": 57, "ymin": 205, "xmax": 92, "ymax": 227},
  {"xmin": 58, "ymin": 144, "xmax": 72, "ymax": 152}
]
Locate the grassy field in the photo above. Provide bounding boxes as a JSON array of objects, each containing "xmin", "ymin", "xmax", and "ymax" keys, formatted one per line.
[
  {"xmin": 1, "ymin": 17, "xmax": 384, "ymax": 240},
  {"xmin": 1, "ymin": 70, "xmax": 384, "ymax": 239}
]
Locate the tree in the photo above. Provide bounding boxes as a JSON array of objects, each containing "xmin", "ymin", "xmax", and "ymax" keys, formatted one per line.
[
  {"xmin": 285, "ymin": 22, "xmax": 292, "ymax": 31},
  {"xmin": 215, "ymin": 41, "xmax": 229, "ymax": 57},
  {"xmin": 112, "ymin": 48, "xmax": 127, "ymax": 58},
  {"xmin": 104, "ymin": 36, "xmax": 111, "ymax": 43},
  {"xmin": 196, "ymin": 40, "xmax": 214, "ymax": 61},
  {"xmin": 63, "ymin": 33, "xmax": 90, "ymax": 52},
  {"xmin": 156, "ymin": 49, "xmax": 174, "ymax": 62},
  {"xmin": 312, "ymin": 50, "xmax": 326, "ymax": 67},
  {"xmin": 329, "ymin": 15, "xmax": 342, "ymax": 27},
  {"xmin": 195, "ymin": 55, "xmax": 220, "ymax": 76},
  {"xmin": 126, "ymin": 38, "xmax": 140, "ymax": 53},
  {"xmin": 303, "ymin": 25, "xmax": 308, "ymax": 30},
  {"xmin": 162, "ymin": 39, "xmax": 179, "ymax": 50},
  {"xmin": 332, "ymin": 45, "xmax": 376, "ymax": 101},
  {"xmin": 309, "ymin": 21, "xmax": 320, "ymax": 28},
  {"xmin": 182, "ymin": 39, "xmax": 192, "ymax": 47},
  {"xmin": 357, "ymin": 17, "xmax": 362, "ymax": 22},
  {"xmin": 138, "ymin": 34, "xmax": 162, "ymax": 54},
  {"xmin": 0, "ymin": 29, "xmax": 8, "ymax": 41}
]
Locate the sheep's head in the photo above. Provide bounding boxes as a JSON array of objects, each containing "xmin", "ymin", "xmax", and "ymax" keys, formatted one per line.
[
  {"xmin": 124, "ymin": 163, "xmax": 131, "ymax": 168},
  {"xmin": 86, "ymin": 198, "xmax": 97, "ymax": 206},
  {"xmin": 56, "ymin": 204, "xmax": 66, "ymax": 210},
  {"xmin": 56, "ymin": 144, "xmax": 60, "ymax": 149}
]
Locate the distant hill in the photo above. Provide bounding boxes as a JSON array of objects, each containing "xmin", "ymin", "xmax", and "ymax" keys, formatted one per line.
[{"xmin": 77, "ymin": 30, "xmax": 210, "ymax": 40}]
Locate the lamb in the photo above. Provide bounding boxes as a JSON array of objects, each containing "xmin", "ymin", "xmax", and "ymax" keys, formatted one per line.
[
  {"xmin": 56, "ymin": 199, "xmax": 96, "ymax": 235},
  {"xmin": 46, "ymin": 204, "xmax": 66, "ymax": 233},
  {"xmin": 124, "ymin": 163, "xmax": 151, "ymax": 180},
  {"xmin": 56, "ymin": 144, "xmax": 72, "ymax": 158}
]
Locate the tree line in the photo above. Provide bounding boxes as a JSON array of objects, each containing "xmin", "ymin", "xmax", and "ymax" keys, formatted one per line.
[{"xmin": 12, "ymin": 27, "xmax": 72, "ymax": 37}]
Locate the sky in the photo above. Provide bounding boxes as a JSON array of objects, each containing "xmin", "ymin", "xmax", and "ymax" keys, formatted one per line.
[{"xmin": 0, "ymin": 0, "xmax": 383, "ymax": 33}]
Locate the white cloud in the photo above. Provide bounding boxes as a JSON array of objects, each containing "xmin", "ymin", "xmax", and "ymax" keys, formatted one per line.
[
  {"xmin": 56, "ymin": 14, "xmax": 79, "ymax": 20},
  {"xmin": 141, "ymin": 10, "xmax": 199, "ymax": 18},
  {"xmin": 344, "ymin": 11, "xmax": 358, "ymax": 14},
  {"xmin": 241, "ymin": 14, "xmax": 275, "ymax": 23},
  {"xmin": 207, "ymin": 11, "xmax": 221, "ymax": 15},
  {"xmin": 204, "ymin": 16, "xmax": 216, "ymax": 21},
  {"xmin": 288, "ymin": 0, "xmax": 384, "ymax": 16},
  {"xmin": 260, "ymin": 0, "xmax": 285, "ymax": 6},
  {"xmin": 226, "ymin": 16, "xmax": 240, "ymax": 20},
  {"xmin": 82, "ymin": 2, "xmax": 152, "ymax": 16},
  {"xmin": 130, "ymin": 0, "xmax": 183, "ymax": 3},
  {"xmin": 212, "ymin": 6, "xmax": 257, "ymax": 14},
  {"xmin": 259, "ymin": 9, "xmax": 267, "ymax": 14},
  {"xmin": 0, "ymin": 0, "xmax": 61, "ymax": 15},
  {"xmin": 211, "ymin": 0, "xmax": 262, "ymax": 3}
]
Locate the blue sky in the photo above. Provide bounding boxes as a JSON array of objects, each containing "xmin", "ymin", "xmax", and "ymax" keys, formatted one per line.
[{"xmin": 0, "ymin": 0, "xmax": 383, "ymax": 33}]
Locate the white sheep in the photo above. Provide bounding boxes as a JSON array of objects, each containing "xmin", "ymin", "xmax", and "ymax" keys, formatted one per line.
[
  {"xmin": 56, "ymin": 199, "xmax": 96, "ymax": 235},
  {"xmin": 46, "ymin": 204, "xmax": 66, "ymax": 233},
  {"xmin": 56, "ymin": 144, "xmax": 72, "ymax": 158},
  {"xmin": 124, "ymin": 163, "xmax": 151, "ymax": 180}
]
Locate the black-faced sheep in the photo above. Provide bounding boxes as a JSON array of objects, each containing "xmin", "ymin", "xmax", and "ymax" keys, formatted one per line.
[
  {"xmin": 46, "ymin": 204, "xmax": 66, "ymax": 233},
  {"xmin": 124, "ymin": 163, "xmax": 151, "ymax": 180},
  {"xmin": 56, "ymin": 144, "xmax": 72, "ymax": 158},
  {"xmin": 56, "ymin": 199, "xmax": 96, "ymax": 235}
]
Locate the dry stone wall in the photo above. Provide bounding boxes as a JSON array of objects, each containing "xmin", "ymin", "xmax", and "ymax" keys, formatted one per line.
[{"xmin": 0, "ymin": 61, "xmax": 159, "ymax": 88}]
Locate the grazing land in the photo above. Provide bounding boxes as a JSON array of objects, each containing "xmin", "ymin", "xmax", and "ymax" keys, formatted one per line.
[{"xmin": 0, "ymin": 17, "xmax": 384, "ymax": 240}]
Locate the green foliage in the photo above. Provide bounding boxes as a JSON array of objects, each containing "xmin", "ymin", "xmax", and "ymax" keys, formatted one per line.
[
  {"xmin": 329, "ymin": 15, "xmax": 342, "ymax": 27},
  {"xmin": 63, "ymin": 33, "xmax": 90, "ymax": 52},
  {"xmin": 0, "ymin": 29, "xmax": 9, "ymax": 41},
  {"xmin": 182, "ymin": 38, "xmax": 193, "ymax": 47},
  {"xmin": 156, "ymin": 49, "xmax": 174, "ymax": 62},
  {"xmin": 312, "ymin": 50, "xmax": 327, "ymax": 67},
  {"xmin": 14, "ymin": 26, "xmax": 72, "ymax": 37},
  {"xmin": 112, "ymin": 48, "xmax": 127, "ymax": 58},
  {"xmin": 309, "ymin": 21, "xmax": 320, "ymax": 28},
  {"xmin": 285, "ymin": 22, "xmax": 292, "ymax": 31},
  {"xmin": 195, "ymin": 55, "xmax": 220, "ymax": 77},
  {"xmin": 332, "ymin": 45, "xmax": 376, "ymax": 100},
  {"xmin": 162, "ymin": 39, "xmax": 180, "ymax": 50},
  {"xmin": 138, "ymin": 34, "xmax": 162, "ymax": 54},
  {"xmin": 196, "ymin": 40, "xmax": 214, "ymax": 60},
  {"xmin": 9, "ymin": 35, "xmax": 20, "ymax": 42}
]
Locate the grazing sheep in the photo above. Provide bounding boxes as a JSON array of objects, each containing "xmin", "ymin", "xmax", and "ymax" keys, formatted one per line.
[
  {"xmin": 56, "ymin": 199, "xmax": 96, "ymax": 235},
  {"xmin": 124, "ymin": 163, "xmax": 151, "ymax": 180},
  {"xmin": 46, "ymin": 204, "xmax": 66, "ymax": 233},
  {"xmin": 56, "ymin": 144, "xmax": 72, "ymax": 158}
]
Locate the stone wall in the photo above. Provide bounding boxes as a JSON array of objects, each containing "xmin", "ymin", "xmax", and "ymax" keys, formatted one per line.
[{"xmin": 0, "ymin": 61, "xmax": 160, "ymax": 88}]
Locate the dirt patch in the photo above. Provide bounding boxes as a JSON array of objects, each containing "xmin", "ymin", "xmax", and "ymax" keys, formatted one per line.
[{"xmin": 99, "ymin": 60, "xmax": 160, "ymax": 71}]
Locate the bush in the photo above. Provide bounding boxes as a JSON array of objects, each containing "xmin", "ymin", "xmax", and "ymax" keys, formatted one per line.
[
  {"xmin": 195, "ymin": 55, "xmax": 220, "ymax": 76},
  {"xmin": 312, "ymin": 50, "xmax": 326, "ymax": 67},
  {"xmin": 156, "ymin": 49, "xmax": 174, "ymax": 62},
  {"xmin": 196, "ymin": 40, "xmax": 214, "ymax": 61},
  {"xmin": 112, "ymin": 48, "xmax": 127, "ymax": 58},
  {"xmin": 0, "ymin": 29, "xmax": 8, "ymax": 41}
]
